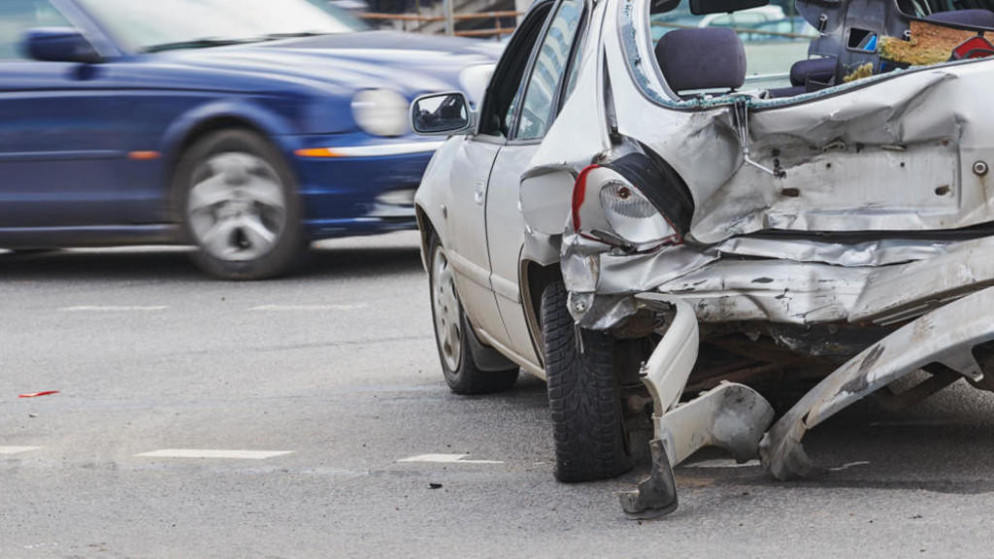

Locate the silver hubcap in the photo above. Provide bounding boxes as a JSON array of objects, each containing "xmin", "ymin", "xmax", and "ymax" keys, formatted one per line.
[
  {"xmin": 431, "ymin": 244, "xmax": 462, "ymax": 371},
  {"xmin": 187, "ymin": 152, "xmax": 287, "ymax": 262}
]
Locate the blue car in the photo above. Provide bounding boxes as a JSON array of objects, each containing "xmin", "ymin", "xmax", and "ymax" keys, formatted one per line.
[{"xmin": 0, "ymin": 0, "xmax": 499, "ymax": 278}]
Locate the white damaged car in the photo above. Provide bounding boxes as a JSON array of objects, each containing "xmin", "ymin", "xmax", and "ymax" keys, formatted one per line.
[{"xmin": 410, "ymin": 0, "xmax": 994, "ymax": 517}]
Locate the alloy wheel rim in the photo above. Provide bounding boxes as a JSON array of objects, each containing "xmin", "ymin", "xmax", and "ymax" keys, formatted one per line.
[
  {"xmin": 187, "ymin": 152, "xmax": 287, "ymax": 262},
  {"xmin": 431, "ymin": 245, "xmax": 462, "ymax": 371}
]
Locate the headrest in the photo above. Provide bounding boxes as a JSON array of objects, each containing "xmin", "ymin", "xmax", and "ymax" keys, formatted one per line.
[
  {"xmin": 789, "ymin": 57, "xmax": 836, "ymax": 87},
  {"xmin": 926, "ymin": 9, "xmax": 994, "ymax": 28},
  {"xmin": 654, "ymin": 28, "xmax": 746, "ymax": 93}
]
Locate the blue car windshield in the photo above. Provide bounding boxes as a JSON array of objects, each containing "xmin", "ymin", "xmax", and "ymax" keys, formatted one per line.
[{"xmin": 77, "ymin": 0, "xmax": 369, "ymax": 52}]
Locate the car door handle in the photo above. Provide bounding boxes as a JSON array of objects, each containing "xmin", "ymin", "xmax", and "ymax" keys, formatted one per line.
[{"xmin": 474, "ymin": 181, "xmax": 485, "ymax": 205}]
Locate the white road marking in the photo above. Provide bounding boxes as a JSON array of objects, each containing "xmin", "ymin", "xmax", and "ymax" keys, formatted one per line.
[
  {"xmin": 135, "ymin": 449, "xmax": 293, "ymax": 460},
  {"xmin": 251, "ymin": 304, "xmax": 368, "ymax": 311},
  {"xmin": 681, "ymin": 459, "xmax": 761, "ymax": 469},
  {"xmin": 398, "ymin": 453, "xmax": 504, "ymax": 465},
  {"xmin": 0, "ymin": 446, "xmax": 42, "ymax": 455},
  {"xmin": 829, "ymin": 461, "xmax": 871, "ymax": 472},
  {"xmin": 62, "ymin": 306, "xmax": 167, "ymax": 312}
]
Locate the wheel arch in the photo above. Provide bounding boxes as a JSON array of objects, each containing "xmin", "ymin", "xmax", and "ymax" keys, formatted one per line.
[
  {"xmin": 521, "ymin": 258, "xmax": 562, "ymax": 368},
  {"xmin": 160, "ymin": 100, "xmax": 298, "ymax": 215},
  {"xmin": 415, "ymin": 203, "xmax": 435, "ymax": 272}
]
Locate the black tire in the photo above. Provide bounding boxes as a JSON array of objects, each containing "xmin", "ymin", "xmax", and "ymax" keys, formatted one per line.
[
  {"xmin": 543, "ymin": 281, "xmax": 633, "ymax": 483},
  {"xmin": 174, "ymin": 129, "xmax": 304, "ymax": 280},
  {"xmin": 428, "ymin": 234, "xmax": 518, "ymax": 394}
]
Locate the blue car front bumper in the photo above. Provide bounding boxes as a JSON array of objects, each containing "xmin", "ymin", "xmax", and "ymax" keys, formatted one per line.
[{"xmin": 286, "ymin": 134, "xmax": 443, "ymax": 240}]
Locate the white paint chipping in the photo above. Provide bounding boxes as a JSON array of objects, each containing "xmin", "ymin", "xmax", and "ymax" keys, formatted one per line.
[
  {"xmin": 0, "ymin": 446, "xmax": 42, "ymax": 455},
  {"xmin": 398, "ymin": 453, "xmax": 503, "ymax": 465},
  {"xmin": 62, "ymin": 306, "xmax": 167, "ymax": 312},
  {"xmin": 135, "ymin": 449, "xmax": 293, "ymax": 460},
  {"xmin": 251, "ymin": 304, "xmax": 368, "ymax": 311}
]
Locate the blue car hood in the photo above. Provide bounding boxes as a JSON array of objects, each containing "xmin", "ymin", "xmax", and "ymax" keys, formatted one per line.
[{"xmin": 155, "ymin": 31, "xmax": 501, "ymax": 99}]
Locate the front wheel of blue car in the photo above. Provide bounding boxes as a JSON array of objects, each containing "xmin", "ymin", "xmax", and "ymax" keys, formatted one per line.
[{"xmin": 176, "ymin": 130, "xmax": 304, "ymax": 280}]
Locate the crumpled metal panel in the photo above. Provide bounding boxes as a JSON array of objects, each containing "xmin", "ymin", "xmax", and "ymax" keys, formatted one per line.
[
  {"xmin": 851, "ymin": 235, "xmax": 994, "ymax": 323},
  {"xmin": 524, "ymin": 0, "xmax": 994, "ymax": 331},
  {"xmin": 609, "ymin": 0, "xmax": 994, "ymax": 245},
  {"xmin": 655, "ymin": 260, "xmax": 869, "ymax": 324},
  {"xmin": 716, "ymin": 237, "xmax": 954, "ymax": 267},
  {"xmin": 760, "ymin": 285, "xmax": 994, "ymax": 480}
]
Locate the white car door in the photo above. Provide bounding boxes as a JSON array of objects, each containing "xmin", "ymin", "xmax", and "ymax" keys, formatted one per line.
[
  {"xmin": 486, "ymin": 0, "xmax": 588, "ymax": 365},
  {"xmin": 438, "ymin": 2, "xmax": 556, "ymax": 349}
]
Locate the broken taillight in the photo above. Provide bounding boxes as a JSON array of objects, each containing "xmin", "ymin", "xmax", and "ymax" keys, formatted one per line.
[{"xmin": 571, "ymin": 164, "xmax": 682, "ymax": 249}]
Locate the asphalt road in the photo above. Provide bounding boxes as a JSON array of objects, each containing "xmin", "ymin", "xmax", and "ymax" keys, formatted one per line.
[{"xmin": 3, "ymin": 231, "xmax": 994, "ymax": 558}]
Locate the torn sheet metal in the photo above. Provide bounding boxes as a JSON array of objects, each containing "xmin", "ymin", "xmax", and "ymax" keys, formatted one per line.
[
  {"xmin": 530, "ymin": 0, "xmax": 994, "ymax": 249},
  {"xmin": 539, "ymin": 3, "xmax": 994, "ymax": 327},
  {"xmin": 619, "ymin": 296, "xmax": 774, "ymax": 517},
  {"xmin": 566, "ymin": 233, "xmax": 994, "ymax": 329},
  {"xmin": 760, "ymin": 285, "xmax": 994, "ymax": 480}
]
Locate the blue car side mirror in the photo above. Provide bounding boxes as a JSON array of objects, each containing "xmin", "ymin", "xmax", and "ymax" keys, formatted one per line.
[{"xmin": 23, "ymin": 27, "xmax": 102, "ymax": 64}]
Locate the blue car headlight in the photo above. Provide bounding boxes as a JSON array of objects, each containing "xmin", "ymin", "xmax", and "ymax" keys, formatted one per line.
[{"xmin": 351, "ymin": 88, "xmax": 409, "ymax": 137}]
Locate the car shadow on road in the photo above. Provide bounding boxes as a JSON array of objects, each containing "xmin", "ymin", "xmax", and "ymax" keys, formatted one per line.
[
  {"xmin": 671, "ymin": 382, "xmax": 994, "ymax": 495},
  {"xmin": 0, "ymin": 248, "xmax": 204, "ymax": 281},
  {"xmin": 0, "ymin": 234, "xmax": 425, "ymax": 282},
  {"xmin": 305, "ymin": 242, "xmax": 424, "ymax": 279}
]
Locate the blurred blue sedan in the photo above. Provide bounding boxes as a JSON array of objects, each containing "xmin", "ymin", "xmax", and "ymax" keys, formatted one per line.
[{"xmin": 0, "ymin": 0, "xmax": 498, "ymax": 278}]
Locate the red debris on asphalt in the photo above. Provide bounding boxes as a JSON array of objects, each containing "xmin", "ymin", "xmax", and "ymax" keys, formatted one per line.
[{"xmin": 18, "ymin": 391, "xmax": 60, "ymax": 398}]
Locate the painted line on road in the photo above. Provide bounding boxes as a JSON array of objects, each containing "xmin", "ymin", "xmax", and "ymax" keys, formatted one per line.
[
  {"xmin": 680, "ymin": 459, "xmax": 760, "ymax": 469},
  {"xmin": 828, "ymin": 461, "xmax": 871, "ymax": 472},
  {"xmin": 135, "ymin": 449, "xmax": 294, "ymax": 460},
  {"xmin": 251, "ymin": 304, "xmax": 368, "ymax": 311},
  {"xmin": 0, "ymin": 446, "xmax": 42, "ymax": 455},
  {"xmin": 62, "ymin": 306, "xmax": 168, "ymax": 312},
  {"xmin": 399, "ymin": 453, "xmax": 503, "ymax": 465}
]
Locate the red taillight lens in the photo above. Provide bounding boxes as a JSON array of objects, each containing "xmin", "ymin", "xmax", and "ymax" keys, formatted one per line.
[{"xmin": 571, "ymin": 165, "xmax": 599, "ymax": 231}]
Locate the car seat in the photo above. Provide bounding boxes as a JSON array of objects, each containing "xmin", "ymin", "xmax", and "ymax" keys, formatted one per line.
[{"xmin": 654, "ymin": 28, "xmax": 746, "ymax": 96}]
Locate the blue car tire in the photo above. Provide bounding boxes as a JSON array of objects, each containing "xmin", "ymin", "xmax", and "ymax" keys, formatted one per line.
[{"xmin": 174, "ymin": 129, "xmax": 305, "ymax": 280}]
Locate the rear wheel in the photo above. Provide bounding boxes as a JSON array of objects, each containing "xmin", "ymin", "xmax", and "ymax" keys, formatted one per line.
[
  {"xmin": 428, "ymin": 235, "xmax": 518, "ymax": 394},
  {"xmin": 175, "ymin": 129, "xmax": 304, "ymax": 280},
  {"xmin": 542, "ymin": 281, "xmax": 633, "ymax": 483}
]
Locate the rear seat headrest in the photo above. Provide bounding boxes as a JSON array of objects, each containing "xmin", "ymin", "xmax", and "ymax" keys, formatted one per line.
[
  {"xmin": 789, "ymin": 57, "xmax": 836, "ymax": 87},
  {"xmin": 654, "ymin": 28, "xmax": 746, "ymax": 93}
]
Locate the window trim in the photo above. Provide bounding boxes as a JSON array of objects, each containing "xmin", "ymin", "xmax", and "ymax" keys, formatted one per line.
[
  {"xmin": 506, "ymin": 0, "xmax": 589, "ymax": 146},
  {"xmin": 474, "ymin": 0, "xmax": 556, "ymax": 140},
  {"xmin": 49, "ymin": 0, "xmax": 123, "ymax": 59}
]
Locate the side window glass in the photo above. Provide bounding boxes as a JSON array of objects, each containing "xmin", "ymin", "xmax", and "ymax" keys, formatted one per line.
[
  {"xmin": 560, "ymin": 18, "xmax": 587, "ymax": 108},
  {"xmin": 477, "ymin": 3, "xmax": 553, "ymax": 138},
  {"xmin": 0, "ymin": 0, "xmax": 71, "ymax": 60},
  {"xmin": 515, "ymin": 0, "xmax": 584, "ymax": 141}
]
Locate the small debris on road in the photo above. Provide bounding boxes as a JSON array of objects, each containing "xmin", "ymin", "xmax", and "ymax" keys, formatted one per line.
[{"xmin": 428, "ymin": 483, "xmax": 443, "ymax": 489}]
